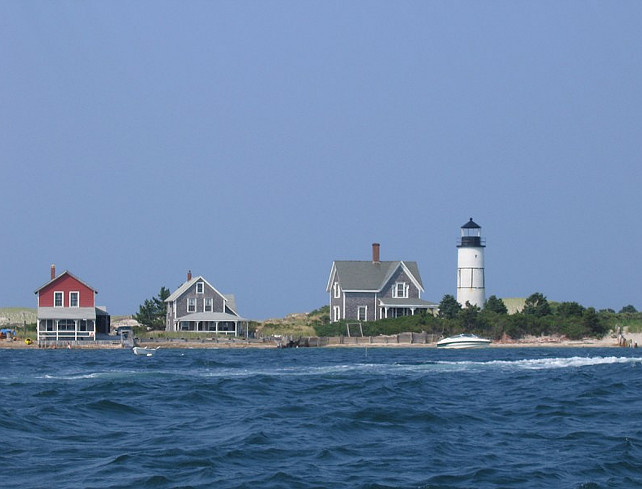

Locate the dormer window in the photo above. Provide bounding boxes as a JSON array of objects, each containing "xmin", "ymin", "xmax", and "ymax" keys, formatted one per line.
[
  {"xmin": 393, "ymin": 282, "xmax": 408, "ymax": 298},
  {"xmin": 196, "ymin": 282, "xmax": 204, "ymax": 294}
]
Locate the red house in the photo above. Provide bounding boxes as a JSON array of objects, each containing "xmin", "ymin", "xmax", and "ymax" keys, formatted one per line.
[{"xmin": 35, "ymin": 265, "xmax": 110, "ymax": 343}]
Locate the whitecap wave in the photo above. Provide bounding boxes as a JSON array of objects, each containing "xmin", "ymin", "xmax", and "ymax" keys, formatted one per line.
[{"xmin": 432, "ymin": 356, "xmax": 642, "ymax": 372}]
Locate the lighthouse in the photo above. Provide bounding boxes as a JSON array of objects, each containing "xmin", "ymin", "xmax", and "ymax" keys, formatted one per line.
[{"xmin": 456, "ymin": 218, "xmax": 486, "ymax": 308}]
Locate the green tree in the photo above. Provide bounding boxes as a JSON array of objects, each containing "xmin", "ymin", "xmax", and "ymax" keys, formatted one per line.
[
  {"xmin": 439, "ymin": 294, "xmax": 461, "ymax": 319},
  {"xmin": 523, "ymin": 292, "xmax": 551, "ymax": 317},
  {"xmin": 556, "ymin": 301, "xmax": 585, "ymax": 318},
  {"xmin": 619, "ymin": 304, "xmax": 638, "ymax": 314},
  {"xmin": 583, "ymin": 307, "xmax": 607, "ymax": 336},
  {"xmin": 458, "ymin": 302, "xmax": 480, "ymax": 330},
  {"xmin": 134, "ymin": 287, "xmax": 170, "ymax": 330},
  {"xmin": 485, "ymin": 295, "xmax": 508, "ymax": 314}
]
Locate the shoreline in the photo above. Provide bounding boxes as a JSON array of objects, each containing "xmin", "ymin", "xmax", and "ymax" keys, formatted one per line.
[{"xmin": 2, "ymin": 335, "xmax": 639, "ymax": 350}]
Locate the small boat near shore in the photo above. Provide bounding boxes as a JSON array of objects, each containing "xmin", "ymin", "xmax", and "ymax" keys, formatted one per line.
[
  {"xmin": 133, "ymin": 346, "xmax": 159, "ymax": 356},
  {"xmin": 437, "ymin": 334, "xmax": 491, "ymax": 349}
]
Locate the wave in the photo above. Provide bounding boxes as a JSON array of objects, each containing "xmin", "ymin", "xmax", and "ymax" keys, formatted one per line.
[
  {"xmin": 231, "ymin": 355, "xmax": 642, "ymax": 376},
  {"xmin": 3, "ymin": 354, "xmax": 641, "ymax": 388},
  {"xmin": 431, "ymin": 356, "xmax": 642, "ymax": 371}
]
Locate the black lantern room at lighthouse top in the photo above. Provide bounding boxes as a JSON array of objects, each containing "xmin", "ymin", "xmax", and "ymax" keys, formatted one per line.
[{"xmin": 458, "ymin": 218, "xmax": 486, "ymax": 248}]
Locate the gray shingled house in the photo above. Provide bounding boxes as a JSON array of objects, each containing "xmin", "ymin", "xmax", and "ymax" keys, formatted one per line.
[
  {"xmin": 326, "ymin": 243, "xmax": 438, "ymax": 322},
  {"xmin": 165, "ymin": 271, "xmax": 248, "ymax": 336}
]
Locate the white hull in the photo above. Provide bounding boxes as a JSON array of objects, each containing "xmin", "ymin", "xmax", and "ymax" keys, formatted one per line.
[
  {"xmin": 133, "ymin": 346, "xmax": 159, "ymax": 356},
  {"xmin": 437, "ymin": 334, "xmax": 491, "ymax": 349}
]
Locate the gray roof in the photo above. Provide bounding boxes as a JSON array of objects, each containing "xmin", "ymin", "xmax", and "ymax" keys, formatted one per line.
[
  {"xmin": 178, "ymin": 312, "xmax": 247, "ymax": 322},
  {"xmin": 223, "ymin": 294, "xmax": 238, "ymax": 315},
  {"xmin": 378, "ymin": 297, "xmax": 438, "ymax": 308},
  {"xmin": 37, "ymin": 307, "xmax": 97, "ymax": 320},
  {"xmin": 328, "ymin": 261, "xmax": 423, "ymax": 292},
  {"xmin": 165, "ymin": 276, "xmax": 239, "ymax": 314},
  {"xmin": 165, "ymin": 276, "xmax": 202, "ymax": 302}
]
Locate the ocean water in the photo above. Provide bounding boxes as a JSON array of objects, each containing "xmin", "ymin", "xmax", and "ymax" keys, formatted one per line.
[{"xmin": 2, "ymin": 347, "xmax": 642, "ymax": 489}]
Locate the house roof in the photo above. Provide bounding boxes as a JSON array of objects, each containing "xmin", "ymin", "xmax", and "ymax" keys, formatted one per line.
[
  {"xmin": 165, "ymin": 276, "xmax": 202, "ymax": 302},
  {"xmin": 165, "ymin": 276, "xmax": 240, "ymax": 316},
  {"xmin": 223, "ymin": 294, "xmax": 237, "ymax": 314},
  {"xmin": 378, "ymin": 297, "xmax": 438, "ymax": 308},
  {"xmin": 34, "ymin": 270, "xmax": 98, "ymax": 294},
  {"xmin": 177, "ymin": 312, "xmax": 247, "ymax": 322},
  {"xmin": 37, "ymin": 307, "xmax": 97, "ymax": 320},
  {"xmin": 327, "ymin": 261, "xmax": 424, "ymax": 292}
]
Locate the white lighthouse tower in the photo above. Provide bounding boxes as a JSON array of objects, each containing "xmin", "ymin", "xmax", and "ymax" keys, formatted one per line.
[{"xmin": 456, "ymin": 218, "xmax": 486, "ymax": 308}]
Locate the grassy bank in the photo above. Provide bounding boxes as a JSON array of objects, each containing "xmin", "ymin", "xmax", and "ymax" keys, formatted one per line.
[{"xmin": 0, "ymin": 307, "xmax": 37, "ymax": 325}]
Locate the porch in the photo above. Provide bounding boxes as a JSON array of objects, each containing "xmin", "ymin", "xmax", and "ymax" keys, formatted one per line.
[
  {"xmin": 37, "ymin": 318, "xmax": 96, "ymax": 341},
  {"xmin": 174, "ymin": 312, "xmax": 249, "ymax": 337},
  {"xmin": 36, "ymin": 306, "xmax": 110, "ymax": 342},
  {"xmin": 378, "ymin": 298, "xmax": 439, "ymax": 319}
]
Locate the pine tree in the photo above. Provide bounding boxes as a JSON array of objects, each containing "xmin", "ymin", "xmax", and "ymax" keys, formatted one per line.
[
  {"xmin": 485, "ymin": 295, "xmax": 508, "ymax": 314},
  {"xmin": 134, "ymin": 287, "xmax": 170, "ymax": 330},
  {"xmin": 438, "ymin": 294, "xmax": 461, "ymax": 319}
]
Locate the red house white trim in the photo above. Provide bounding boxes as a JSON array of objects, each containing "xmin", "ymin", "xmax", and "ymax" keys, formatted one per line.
[{"xmin": 34, "ymin": 265, "xmax": 110, "ymax": 343}]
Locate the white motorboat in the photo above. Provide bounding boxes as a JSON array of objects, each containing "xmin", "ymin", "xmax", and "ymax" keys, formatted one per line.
[
  {"xmin": 132, "ymin": 346, "xmax": 159, "ymax": 356},
  {"xmin": 436, "ymin": 334, "xmax": 491, "ymax": 349}
]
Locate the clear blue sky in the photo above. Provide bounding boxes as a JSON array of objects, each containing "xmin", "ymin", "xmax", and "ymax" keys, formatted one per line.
[{"xmin": 2, "ymin": 2, "xmax": 641, "ymax": 319}]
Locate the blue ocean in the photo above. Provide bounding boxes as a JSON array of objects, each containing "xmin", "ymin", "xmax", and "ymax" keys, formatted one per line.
[{"xmin": 2, "ymin": 347, "xmax": 642, "ymax": 489}]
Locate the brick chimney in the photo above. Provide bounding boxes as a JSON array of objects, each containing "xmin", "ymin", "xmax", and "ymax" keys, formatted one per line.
[
  {"xmin": 372, "ymin": 243, "xmax": 380, "ymax": 263},
  {"xmin": 187, "ymin": 270, "xmax": 192, "ymax": 281},
  {"xmin": 50, "ymin": 264, "xmax": 56, "ymax": 280}
]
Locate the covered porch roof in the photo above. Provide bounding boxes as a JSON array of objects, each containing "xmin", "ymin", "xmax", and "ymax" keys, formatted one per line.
[
  {"xmin": 377, "ymin": 298, "xmax": 439, "ymax": 309},
  {"xmin": 177, "ymin": 312, "xmax": 248, "ymax": 323},
  {"xmin": 37, "ymin": 307, "xmax": 97, "ymax": 320}
]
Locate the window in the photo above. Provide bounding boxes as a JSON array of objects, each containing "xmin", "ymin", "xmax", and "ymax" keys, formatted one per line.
[
  {"xmin": 393, "ymin": 282, "xmax": 408, "ymax": 298},
  {"xmin": 196, "ymin": 282, "xmax": 204, "ymax": 294},
  {"xmin": 58, "ymin": 319, "xmax": 76, "ymax": 331},
  {"xmin": 219, "ymin": 322, "xmax": 234, "ymax": 332},
  {"xmin": 358, "ymin": 306, "xmax": 367, "ymax": 321},
  {"xmin": 69, "ymin": 292, "xmax": 79, "ymax": 308},
  {"xmin": 187, "ymin": 298, "xmax": 196, "ymax": 312},
  {"xmin": 333, "ymin": 306, "xmax": 341, "ymax": 322},
  {"xmin": 390, "ymin": 308, "xmax": 411, "ymax": 318},
  {"xmin": 54, "ymin": 292, "xmax": 63, "ymax": 307},
  {"xmin": 333, "ymin": 282, "xmax": 341, "ymax": 299},
  {"xmin": 204, "ymin": 297, "xmax": 213, "ymax": 312}
]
